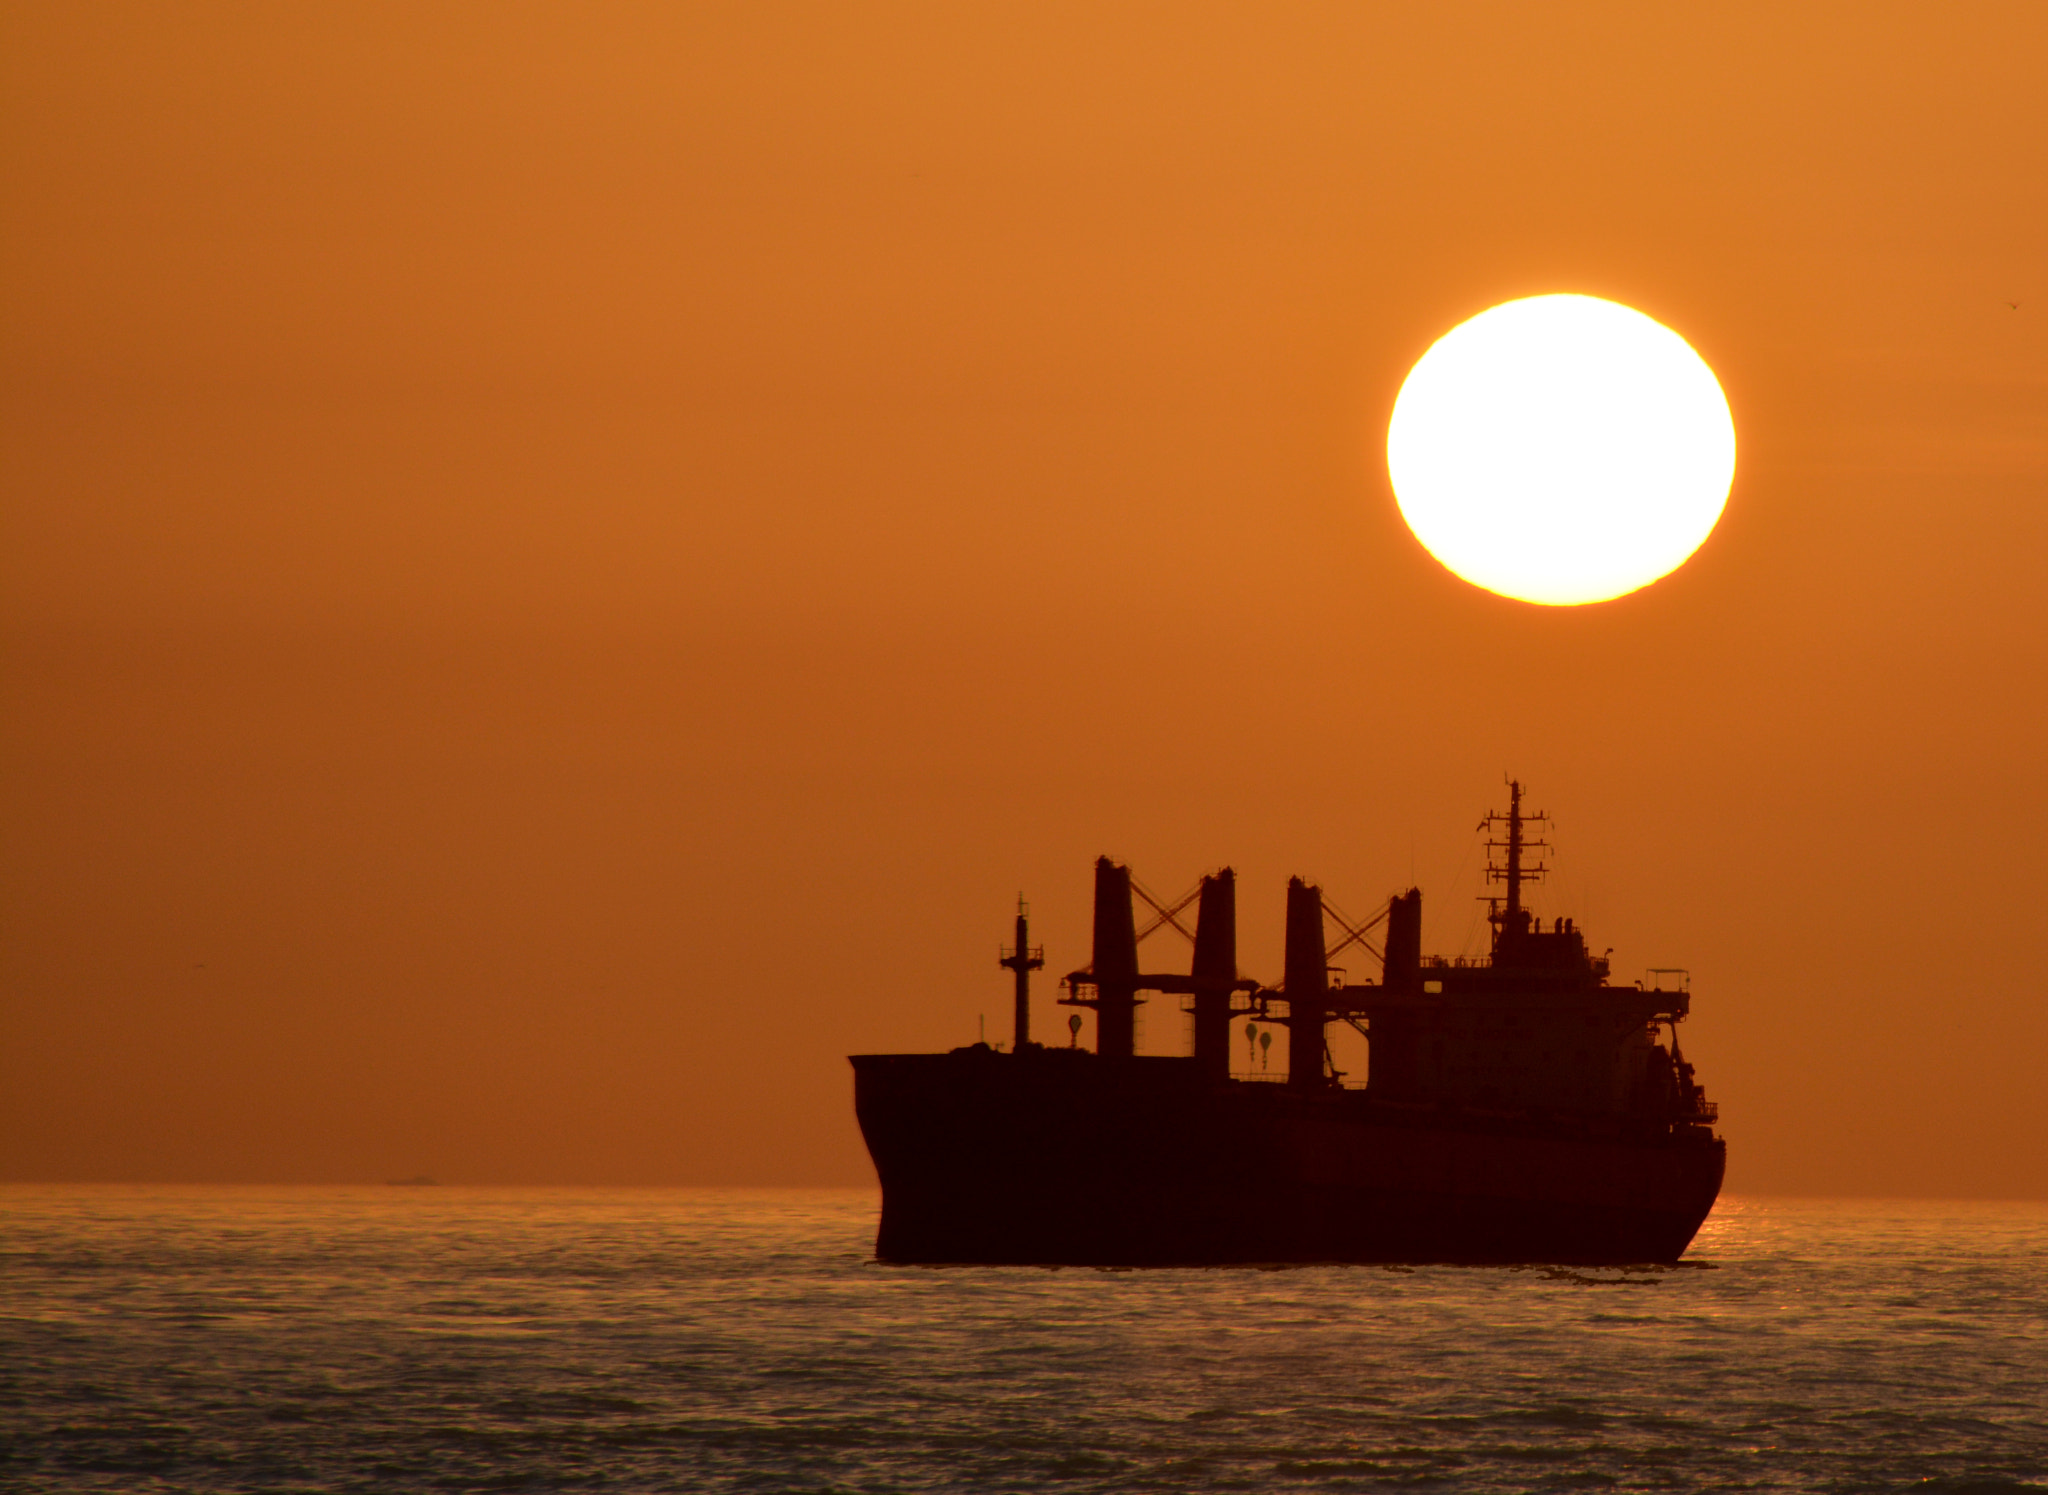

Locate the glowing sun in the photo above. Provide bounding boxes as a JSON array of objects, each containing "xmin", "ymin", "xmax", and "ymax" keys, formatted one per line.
[{"xmin": 1386, "ymin": 294, "xmax": 1735, "ymax": 605}]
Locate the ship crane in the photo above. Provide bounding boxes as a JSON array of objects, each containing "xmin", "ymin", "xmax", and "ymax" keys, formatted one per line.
[
  {"xmin": 1060, "ymin": 858, "xmax": 1406, "ymax": 1090},
  {"xmin": 1057, "ymin": 859, "xmax": 1259, "ymax": 1081}
]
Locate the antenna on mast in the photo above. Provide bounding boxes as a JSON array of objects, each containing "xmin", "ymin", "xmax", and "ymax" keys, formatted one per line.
[{"xmin": 1479, "ymin": 777, "xmax": 1550, "ymax": 951}]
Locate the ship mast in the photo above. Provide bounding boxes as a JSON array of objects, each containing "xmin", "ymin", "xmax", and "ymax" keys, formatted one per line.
[
  {"xmin": 999, "ymin": 897, "xmax": 1044, "ymax": 1050},
  {"xmin": 1481, "ymin": 778, "xmax": 1550, "ymax": 952}
]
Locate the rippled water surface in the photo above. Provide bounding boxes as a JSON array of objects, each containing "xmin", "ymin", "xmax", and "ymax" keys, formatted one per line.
[{"xmin": 2, "ymin": 1187, "xmax": 2044, "ymax": 1492}]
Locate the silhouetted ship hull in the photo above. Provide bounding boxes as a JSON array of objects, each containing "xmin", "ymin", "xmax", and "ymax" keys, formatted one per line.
[
  {"xmin": 853, "ymin": 783, "xmax": 1726, "ymax": 1265},
  {"xmin": 855, "ymin": 1052, "xmax": 1722, "ymax": 1264}
]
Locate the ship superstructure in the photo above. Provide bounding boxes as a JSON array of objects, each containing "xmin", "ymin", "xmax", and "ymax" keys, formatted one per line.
[
  {"xmin": 852, "ymin": 784, "xmax": 1724, "ymax": 1264},
  {"xmin": 1354, "ymin": 783, "xmax": 1712, "ymax": 1125}
]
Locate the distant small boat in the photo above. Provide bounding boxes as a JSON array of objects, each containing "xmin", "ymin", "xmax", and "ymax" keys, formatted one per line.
[{"xmin": 384, "ymin": 1175, "xmax": 439, "ymax": 1187}]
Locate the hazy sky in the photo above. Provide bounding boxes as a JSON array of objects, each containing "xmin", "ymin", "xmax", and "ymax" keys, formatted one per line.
[{"xmin": 5, "ymin": 2, "xmax": 2046, "ymax": 1195}]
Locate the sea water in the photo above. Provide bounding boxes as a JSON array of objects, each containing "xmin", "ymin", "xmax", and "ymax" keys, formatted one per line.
[{"xmin": 1, "ymin": 1187, "xmax": 2043, "ymax": 1492}]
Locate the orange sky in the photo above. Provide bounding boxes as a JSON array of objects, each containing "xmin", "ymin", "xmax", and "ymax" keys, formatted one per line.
[{"xmin": 4, "ymin": 3, "xmax": 2046, "ymax": 1195}]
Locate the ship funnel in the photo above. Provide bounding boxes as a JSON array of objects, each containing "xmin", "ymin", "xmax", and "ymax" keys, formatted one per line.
[
  {"xmin": 1190, "ymin": 869, "xmax": 1237, "ymax": 1083},
  {"xmin": 1383, "ymin": 888, "xmax": 1422, "ymax": 991},
  {"xmin": 1091, "ymin": 856, "xmax": 1140, "ymax": 1059},
  {"xmin": 1283, "ymin": 877, "xmax": 1329, "ymax": 1090}
]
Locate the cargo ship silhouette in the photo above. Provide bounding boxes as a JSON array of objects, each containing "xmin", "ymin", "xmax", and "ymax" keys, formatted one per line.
[{"xmin": 852, "ymin": 782, "xmax": 1724, "ymax": 1264}]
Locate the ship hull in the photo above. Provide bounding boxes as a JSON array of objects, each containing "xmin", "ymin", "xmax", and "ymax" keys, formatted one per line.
[{"xmin": 853, "ymin": 1049, "xmax": 1725, "ymax": 1265}]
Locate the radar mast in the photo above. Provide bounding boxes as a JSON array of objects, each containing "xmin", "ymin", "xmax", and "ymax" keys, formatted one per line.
[{"xmin": 1481, "ymin": 778, "xmax": 1550, "ymax": 951}]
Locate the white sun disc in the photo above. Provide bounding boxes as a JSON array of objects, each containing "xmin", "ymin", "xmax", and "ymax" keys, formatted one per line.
[{"xmin": 1386, "ymin": 294, "xmax": 1736, "ymax": 605}]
